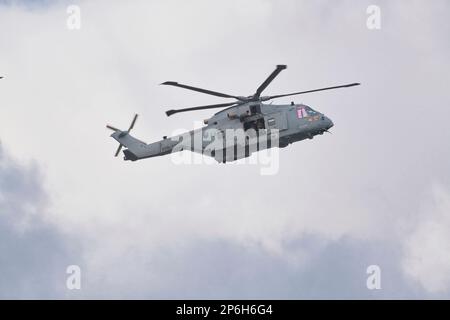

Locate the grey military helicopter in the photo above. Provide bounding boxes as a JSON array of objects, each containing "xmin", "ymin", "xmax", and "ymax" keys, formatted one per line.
[{"xmin": 106, "ymin": 65, "xmax": 359, "ymax": 163}]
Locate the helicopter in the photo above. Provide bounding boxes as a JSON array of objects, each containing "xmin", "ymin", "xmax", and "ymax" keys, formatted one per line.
[{"xmin": 106, "ymin": 65, "xmax": 360, "ymax": 163}]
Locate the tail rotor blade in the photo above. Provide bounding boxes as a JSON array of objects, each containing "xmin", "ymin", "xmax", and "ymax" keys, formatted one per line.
[
  {"xmin": 128, "ymin": 114, "xmax": 138, "ymax": 131},
  {"xmin": 114, "ymin": 144, "xmax": 123, "ymax": 157},
  {"xmin": 106, "ymin": 125, "xmax": 120, "ymax": 132}
]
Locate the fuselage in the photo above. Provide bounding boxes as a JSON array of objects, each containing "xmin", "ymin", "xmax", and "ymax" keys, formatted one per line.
[{"xmin": 113, "ymin": 102, "xmax": 334, "ymax": 162}]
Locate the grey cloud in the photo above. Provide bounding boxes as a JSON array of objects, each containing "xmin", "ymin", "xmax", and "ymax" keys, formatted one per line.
[
  {"xmin": 0, "ymin": 145, "xmax": 80, "ymax": 298},
  {"xmin": 76, "ymin": 235, "xmax": 429, "ymax": 299}
]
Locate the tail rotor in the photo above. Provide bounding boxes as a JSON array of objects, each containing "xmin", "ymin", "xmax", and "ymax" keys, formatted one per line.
[{"xmin": 106, "ymin": 114, "xmax": 139, "ymax": 157}]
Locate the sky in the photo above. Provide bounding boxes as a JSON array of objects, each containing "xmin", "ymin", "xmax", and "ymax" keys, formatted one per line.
[{"xmin": 0, "ymin": 0, "xmax": 450, "ymax": 299}]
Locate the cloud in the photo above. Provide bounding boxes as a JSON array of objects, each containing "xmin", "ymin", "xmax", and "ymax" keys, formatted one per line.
[
  {"xmin": 0, "ymin": 144, "xmax": 81, "ymax": 298},
  {"xmin": 0, "ymin": 0, "xmax": 450, "ymax": 298},
  {"xmin": 62, "ymin": 235, "xmax": 421, "ymax": 299},
  {"xmin": 402, "ymin": 184, "xmax": 450, "ymax": 294}
]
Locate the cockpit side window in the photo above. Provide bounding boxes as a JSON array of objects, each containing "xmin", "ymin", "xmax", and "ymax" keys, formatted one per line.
[
  {"xmin": 296, "ymin": 107, "xmax": 308, "ymax": 119},
  {"xmin": 306, "ymin": 107, "xmax": 318, "ymax": 116}
]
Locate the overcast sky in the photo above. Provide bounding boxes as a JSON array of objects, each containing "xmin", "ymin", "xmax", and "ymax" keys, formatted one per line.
[{"xmin": 1, "ymin": 0, "xmax": 450, "ymax": 299}]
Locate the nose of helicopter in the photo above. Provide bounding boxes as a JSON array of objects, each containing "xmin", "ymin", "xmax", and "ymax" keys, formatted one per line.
[{"xmin": 323, "ymin": 116, "xmax": 334, "ymax": 130}]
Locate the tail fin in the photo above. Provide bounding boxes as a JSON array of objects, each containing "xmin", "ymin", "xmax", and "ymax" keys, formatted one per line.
[
  {"xmin": 110, "ymin": 130, "xmax": 145, "ymax": 148},
  {"xmin": 106, "ymin": 114, "xmax": 144, "ymax": 158}
]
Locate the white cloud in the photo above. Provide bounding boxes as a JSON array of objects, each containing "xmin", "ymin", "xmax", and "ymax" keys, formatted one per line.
[{"xmin": 402, "ymin": 184, "xmax": 450, "ymax": 294}]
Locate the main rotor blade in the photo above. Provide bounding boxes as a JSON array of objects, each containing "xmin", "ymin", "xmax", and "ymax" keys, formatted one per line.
[
  {"xmin": 266, "ymin": 83, "xmax": 361, "ymax": 100},
  {"xmin": 114, "ymin": 144, "xmax": 123, "ymax": 157},
  {"xmin": 161, "ymin": 81, "xmax": 242, "ymax": 100},
  {"xmin": 128, "ymin": 114, "xmax": 138, "ymax": 131},
  {"xmin": 166, "ymin": 102, "xmax": 240, "ymax": 117},
  {"xmin": 254, "ymin": 65, "xmax": 287, "ymax": 99}
]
